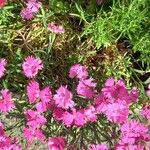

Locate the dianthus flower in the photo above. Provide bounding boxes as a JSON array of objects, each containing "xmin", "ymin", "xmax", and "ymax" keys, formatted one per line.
[
  {"xmin": 23, "ymin": 127, "xmax": 45, "ymax": 144},
  {"xmin": 119, "ymin": 120, "xmax": 150, "ymax": 145},
  {"xmin": 26, "ymin": 0, "xmax": 41, "ymax": 13},
  {"xmin": 27, "ymin": 80, "xmax": 52, "ymax": 112},
  {"xmin": 53, "ymin": 108, "xmax": 65, "ymax": 121},
  {"xmin": 25, "ymin": 109, "xmax": 47, "ymax": 129},
  {"xmin": 69, "ymin": 64, "xmax": 88, "ymax": 79},
  {"xmin": 101, "ymin": 102, "xmax": 129, "ymax": 124},
  {"xmin": 20, "ymin": 8, "xmax": 34, "ymax": 20},
  {"xmin": 48, "ymin": 23, "xmax": 65, "ymax": 34},
  {"xmin": 21, "ymin": 0, "xmax": 41, "ymax": 20},
  {"xmin": 85, "ymin": 106, "xmax": 97, "ymax": 122},
  {"xmin": 0, "ymin": 58, "xmax": 7, "ymax": 78},
  {"xmin": 0, "ymin": 0, "xmax": 6, "ymax": 8},
  {"xmin": 53, "ymin": 85, "xmax": 74, "ymax": 109},
  {"xmin": 22, "ymin": 55, "xmax": 43, "ymax": 78},
  {"xmin": 62, "ymin": 108, "xmax": 86, "ymax": 127},
  {"xmin": 48, "ymin": 137, "xmax": 66, "ymax": 150},
  {"xmin": 77, "ymin": 78, "xmax": 96, "ymax": 99},
  {"xmin": 96, "ymin": 78, "xmax": 138, "ymax": 105},
  {"xmin": 0, "ymin": 89, "xmax": 15, "ymax": 112},
  {"xmin": 89, "ymin": 144, "xmax": 108, "ymax": 150},
  {"xmin": 141, "ymin": 106, "xmax": 150, "ymax": 120}
]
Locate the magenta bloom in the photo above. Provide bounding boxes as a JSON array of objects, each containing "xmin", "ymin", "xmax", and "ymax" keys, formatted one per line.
[
  {"xmin": 48, "ymin": 137, "xmax": 66, "ymax": 150},
  {"xmin": 26, "ymin": 0, "xmax": 41, "ymax": 13},
  {"xmin": 20, "ymin": 8, "xmax": 34, "ymax": 20},
  {"xmin": 102, "ymin": 103, "xmax": 129, "ymax": 124},
  {"xmin": 48, "ymin": 23, "xmax": 65, "ymax": 34},
  {"xmin": 27, "ymin": 80, "xmax": 40, "ymax": 103},
  {"xmin": 62, "ymin": 108, "xmax": 86, "ymax": 127},
  {"xmin": 69, "ymin": 64, "xmax": 88, "ymax": 79},
  {"xmin": 23, "ymin": 127, "xmax": 45, "ymax": 144},
  {"xmin": 53, "ymin": 108, "xmax": 65, "ymax": 121},
  {"xmin": 22, "ymin": 55, "xmax": 43, "ymax": 78},
  {"xmin": 53, "ymin": 86, "xmax": 74, "ymax": 109},
  {"xmin": 120, "ymin": 120, "xmax": 149, "ymax": 145},
  {"xmin": 77, "ymin": 79, "xmax": 95, "ymax": 99},
  {"xmin": 21, "ymin": 0, "xmax": 41, "ymax": 20},
  {"xmin": 141, "ymin": 106, "xmax": 150, "ymax": 120},
  {"xmin": 25, "ymin": 109, "xmax": 47, "ymax": 129},
  {"xmin": 89, "ymin": 144, "xmax": 108, "ymax": 150},
  {"xmin": 0, "ymin": 58, "xmax": 7, "ymax": 79},
  {"xmin": 85, "ymin": 106, "xmax": 97, "ymax": 122},
  {"xmin": 0, "ymin": 89, "xmax": 15, "ymax": 112}
]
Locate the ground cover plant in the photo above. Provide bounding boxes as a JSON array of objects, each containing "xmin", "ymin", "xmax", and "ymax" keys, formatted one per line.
[{"xmin": 0, "ymin": 0, "xmax": 150, "ymax": 150}]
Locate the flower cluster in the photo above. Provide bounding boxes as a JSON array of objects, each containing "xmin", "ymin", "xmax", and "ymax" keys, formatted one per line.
[
  {"xmin": 20, "ymin": 0, "xmax": 41, "ymax": 20},
  {"xmin": 116, "ymin": 120, "xmax": 150, "ymax": 150},
  {"xmin": 0, "ymin": 57, "xmax": 150, "ymax": 149},
  {"xmin": 95, "ymin": 78, "xmax": 138, "ymax": 124},
  {"xmin": 0, "ymin": 122, "xmax": 21, "ymax": 149}
]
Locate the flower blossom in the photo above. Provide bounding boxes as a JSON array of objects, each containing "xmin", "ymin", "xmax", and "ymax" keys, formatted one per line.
[
  {"xmin": 23, "ymin": 127, "xmax": 45, "ymax": 144},
  {"xmin": 48, "ymin": 23, "xmax": 65, "ymax": 34},
  {"xmin": 62, "ymin": 108, "xmax": 86, "ymax": 127},
  {"xmin": 117, "ymin": 120, "xmax": 150, "ymax": 148},
  {"xmin": 69, "ymin": 64, "xmax": 88, "ymax": 79},
  {"xmin": 22, "ymin": 55, "xmax": 43, "ymax": 78},
  {"xmin": 141, "ymin": 106, "xmax": 150, "ymax": 120},
  {"xmin": 0, "ymin": 58, "xmax": 7, "ymax": 78},
  {"xmin": 0, "ymin": 89, "xmax": 15, "ymax": 112},
  {"xmin": 48, "ymin": 137, "xmax": 66, "ymax": 150},
  {"xmin": 27, "ymin": 80, "xmax": 52, "ymax": 112},
  {"xmin": 0, "ymin": 0, "xmax": 6, "ymax": 8},
  {"xmin": 21, "ymin": 0, "xmax": 41, "ymax": 20},
  {"xmin": 77, "ymin": 78, "xmax": 96, "ymax": 99},
  {"xmin": 85, "ymin": 106, "xmax": 97, "ymax": 122},
  {"xmin": 89, "ymin": 144, "xmax": 108, "ymax": 150},
  {"xmin": 25, "ymin": 109, "xmax": 47, "ymax": 129},
  {"xmin": 53, "ymin": 86, "xmax": 74, "ymax": 109}
]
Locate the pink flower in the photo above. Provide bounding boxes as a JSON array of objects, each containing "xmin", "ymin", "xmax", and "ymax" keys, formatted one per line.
[
  {"xmin": 21, "ymin": 0, "xmax": 41, "ymax": 20},
  {"xmin": 140, "ymin": 106, "xmax": 150, "ymax": 120},
  {"xmin": 85, "ymin": 106, "xmax": 97, "ymax": 122},
  {"xmin": 89, "ymin": 144, "xmax": 108, "ymax": 150},
  {"xmin": 23, "ymin": 127, "xmax": 45, "ymax": 144},
  {"xmin": 0, "ymin": 89, "xmax": 15, "ymax": 112},
  {"xmin": 48, "ymin": 23, "xmax": 65, "ymax": 34},
  {"xmin": 22, "ymin": 55, "xmax": 43, "ymax": 78},
  {"xmin": 27, "ymin": 80, "xmax": 52, "ymax": 112},
  {"xmin": 119, "ymin": 120, "xmax": 150, "ymax": 145},
  {"xmin": 48, "ymin": 137, "xmax": 66, "ymax": 150},
  {"xmin": 20, "ymin": 8, "xmax": 34, "ymax": 20},
  {"xmin": 53, "ymin": 86, "xmax": 74, "ymax": 109},
  {"xmin": 62, "ymin": 108, "xmax": 86, "ymax": 127},
  {"xmin": 27, "ymin": 80, "xmax": 40, "ymax": 103},
  {"xmin": 0, "ymin": 58, "xmax": 7, "ymax": 78},
  {"xmin": 53, "ymin": 108, "xmax": 64, "ymax": 121},
  {"xmin": 69, "ymin": 64, "xmax": 88, "ymax": 79},
  {"xmin": 101, "ymin": 103, "xmax": 129, "ymax": 123},
  {"xmin": 0, "ymin": 0, "xmax": 6, "ymax": 8},
  {"xmin": 25, "ymin": 109, "xmax": 47, "ymax": 129},
  {"xmin": 26, "ymin": 0, "xmax": 41, "ymax": 13},
  {"xmin": 77, "ymin": 79, "xmax": 95, "ymax": 99}
]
